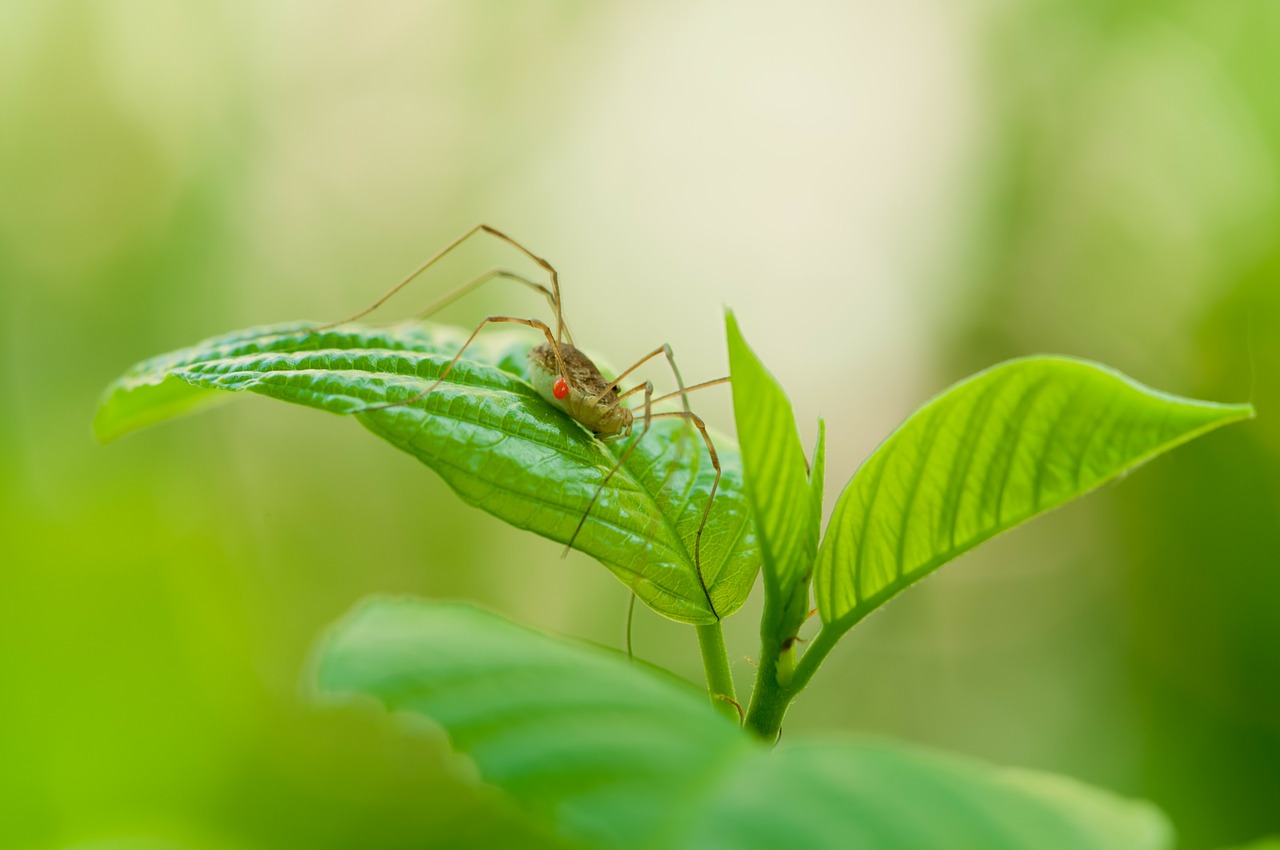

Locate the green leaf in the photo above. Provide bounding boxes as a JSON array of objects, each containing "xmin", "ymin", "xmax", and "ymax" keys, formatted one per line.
[
  {"xmin": 316, "ymin": 597, "xmax": 1173, "ymax": 850},
  {"xmin": 672, "ymin": 738, "xmax": 1172, "ymax": 850},
  {"xmin": 313, "ymin": 597, "xmax": 753, "ymax": 850},
  {"xmin": 1215, "ymin": 841, "xmax": 1280, "ymax": 850},
  {"xmin": 726, "ymin": 312, "xmax": 816, "ymax": 637},
  {"xmin": 95, "ymin": 321, "xmax": 758, "ymax": 624},
  {"xmin": 814, "ymin": 356, "xmax": 1254, "ymax": 634},
  {"xmin": 808, "ymin": 418, "xmax": 827, "ymax": 554}
]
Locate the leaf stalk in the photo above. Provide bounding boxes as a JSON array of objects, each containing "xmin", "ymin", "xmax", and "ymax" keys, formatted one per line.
[{"xmin": 695, "ymin": 621, "xmax": 740, "ymax": 723}]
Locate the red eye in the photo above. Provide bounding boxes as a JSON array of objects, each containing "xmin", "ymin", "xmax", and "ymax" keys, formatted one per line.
[{"xmin": 553, "ymin": 377, "xmax": 569, "ymax": 400}]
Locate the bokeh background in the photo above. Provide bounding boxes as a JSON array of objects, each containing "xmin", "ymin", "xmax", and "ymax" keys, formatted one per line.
[{"xmin": 2, "ymin": 2, "xmax": 1278, "ymax": 848}]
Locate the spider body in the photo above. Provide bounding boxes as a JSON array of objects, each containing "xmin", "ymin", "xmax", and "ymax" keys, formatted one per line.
[{"xmin": 528, "ymin": 342, "xmax": 634, "ymax": 439}]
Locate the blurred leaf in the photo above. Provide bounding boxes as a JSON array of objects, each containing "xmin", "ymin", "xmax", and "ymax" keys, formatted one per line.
[
  {"xmin": 59, "ymin": 840, "xmax": 218, "ymax": 850},
  {"xmin": 726, "ymin": 312, "xmax": 817, "ymax": 638},
  {"xmin": 1214, "ymin": 841, "xmax": 1280, "ymax": 850},
  {"xmin": 672, "ymin": 739, "xmax": 1172, "ymax": 850},
  {"xmin": 314, "ymin": 597, "xmax": 752, "ymax": 850},
  {"xmin": 814, "ymin": 356, "xmax": 1253, "ymax": 635},
  {"xmin": 95, "ymin": 321, "xmax": 758, "ymax": 624},
  {"xmin": 316, "ymin": 597, "xmax": 1174, "ymax": 850}
]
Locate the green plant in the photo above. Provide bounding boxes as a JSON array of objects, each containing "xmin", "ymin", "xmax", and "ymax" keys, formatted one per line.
[{"xmin": 97, "ymin": 310, "xmax": 1253, "ymax": 849}]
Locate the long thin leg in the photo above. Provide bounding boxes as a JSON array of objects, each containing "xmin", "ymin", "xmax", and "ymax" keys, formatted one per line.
[
  {"xmin": 416, "ymin": 268, "xmax": 557, "ymax": 321},
  {"xmin": 587, "ymin": 367, "xmax": 730, "ymax": 569},
  {"xmin": 615, "ymin": 383, "xmax": 649, "ymax": 402},
  {"xmin": 319, "ymin": 224, "xmax": 573, "ymax": 344},
  {"xmin": 649, "ymin": 376, "xmax": 730, "ymax": 407},
  {"xmin": 595, "ymin": 345, "xmax": 700, "ymax": 488},
  {"xmin": 565, "ymin": 391, "xmax": 724, "ymax": 618},
  {"xmin": 593, "ymin": 345, "xmax": 692, "ymax": 420},
  {"xmin": 616, "ymin": 371, "xmax": 729, "ymax": 496},
  {"xmin": 563, "ymin": 381, "xmax": 653, "ymax": 555},
  {"xmin": 358, "ymin": 315, "xmax": 568, "ymax": 413},
  {"xmin": 613, "ymin": 375, "xmax": 728, "ymax": 404},
  {"xmin": 474, "ymin": 225, "xmax": 573, "ymax": 345},
  {"xmin": 625, "ymin": 591, "xmax": 637, "ymax": 661},
  {"xmin": 645, "ymin": 410, "xmax": 723, "ymax": 596}
]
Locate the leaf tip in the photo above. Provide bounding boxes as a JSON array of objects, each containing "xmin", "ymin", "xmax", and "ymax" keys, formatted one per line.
[
  {"xmin": 1191, "ymin": 399, "xmax": 1256, "ymax": 432},
  {"xmin": 809, "ymin": 417, "xmax": 827, "ymax": 482},
  {"xmin": 91, "ymin": 390, "xmax": 127, "ymax": 445},
  {"xmin": 723, "ymin": 307, "xmax": 743, "ymax": 343}
]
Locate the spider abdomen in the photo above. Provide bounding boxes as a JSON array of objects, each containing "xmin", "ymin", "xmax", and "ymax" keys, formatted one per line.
[{"xmin": 528, "ymin": 343, "xmax": 633, "ymax": 438}]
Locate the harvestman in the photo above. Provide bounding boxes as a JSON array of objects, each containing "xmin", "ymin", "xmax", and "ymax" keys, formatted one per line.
[{"xmin": 315, "ymin": 225, "xmax": 730, "ymax": 619}]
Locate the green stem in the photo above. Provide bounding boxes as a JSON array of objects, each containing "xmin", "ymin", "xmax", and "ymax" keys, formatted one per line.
[
  {"xmin": 696, "ymin": 621, "xmax": 740, "ymax": 723},
  {"xmin": 743, "ymin": 647, "xmax": 789, "ymax": 739},
  {"xmin": 743, "ymin": 588, "xmax": 789, "ymax": 739},
  {"xmin": 744, "ymin": 623, "xmax": 841, "ymax": 740}
]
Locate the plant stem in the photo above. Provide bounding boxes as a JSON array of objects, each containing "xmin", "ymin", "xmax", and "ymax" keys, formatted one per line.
[
  {"xmin": 743, "ymin": 644, "xmax": 789, "ymax": 740},
  {"xmin": 695, "ymin": 621, "xmax": 740, "ymax": 723},
  {"xmin": 744, "ymin": 624, "xmax": 840, "ymax": 740},
  {"xmin": 743, "ymin": 589, "xmax": 793, "ymax": 740}
]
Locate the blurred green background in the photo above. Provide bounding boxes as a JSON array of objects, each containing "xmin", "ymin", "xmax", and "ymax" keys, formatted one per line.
[{"xmin": 2, "ymin": 2, "xmax": 1277, "ymax": 848}]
